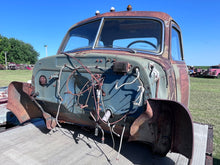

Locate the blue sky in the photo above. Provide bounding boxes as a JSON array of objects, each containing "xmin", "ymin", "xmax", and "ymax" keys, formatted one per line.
[{"xmin": 0, "ymin": 0, "xmax": 219, "ymax": 66}]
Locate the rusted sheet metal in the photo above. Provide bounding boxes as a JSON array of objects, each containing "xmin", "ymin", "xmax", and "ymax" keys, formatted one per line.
[
  {"xmin": 60, "ymin": 11, "xmax": 173, "ymax": 42},
  {"xmin": 129, "ymin": 99, "xmax": 193, "ymax": 159},
  {"xmin": 7, "ymin": 81, "xmax": 42, "ymax": 124},
  {"xmin": 7, "ymin": 82, "xmax": 57, "ymax": 129},
  {"xmin": 179, "ymin": 66, "xmax": 190, "ymax": 107},
  {"xmin": 130, "ymin": 100, "xmax": 153, "ymax": 137},
  {"xmin": 171, "ymin": 61, "xmax": 190, "ymax": 107},
  {"xmin": 42, "ymin": 112, "xmax": 57, "ymax": 129},
  {"xmin": 165, "ymin": 99, "xmax": 193, "ymax": 159},
  {"xmin": 31, "ymin": 97, "xmax": 57, "ymax": 130}
]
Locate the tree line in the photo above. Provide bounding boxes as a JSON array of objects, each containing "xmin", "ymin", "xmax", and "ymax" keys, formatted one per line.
[{"xmin": 0, "ymin": 35, "xmax": 39, "ymax": 64}]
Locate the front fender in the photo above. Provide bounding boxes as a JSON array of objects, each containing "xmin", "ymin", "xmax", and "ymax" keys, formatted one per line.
[
  {"xmin": 7, "ymin": 81, "xmax": 42, "ymax": 123},
  {"xmin": 129, "ymin": 99, "xmax": 193, "ymax": 159}
]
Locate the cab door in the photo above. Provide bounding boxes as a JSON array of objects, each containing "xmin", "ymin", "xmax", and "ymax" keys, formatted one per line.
[{"xmin": 170, "ymin": 22, "xmax": 190, "ymax": 108}]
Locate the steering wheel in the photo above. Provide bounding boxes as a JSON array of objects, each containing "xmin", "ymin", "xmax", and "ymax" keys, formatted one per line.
[{"xmin": 127, "ymin": 40, "xmax": 157, "ymax": 49}]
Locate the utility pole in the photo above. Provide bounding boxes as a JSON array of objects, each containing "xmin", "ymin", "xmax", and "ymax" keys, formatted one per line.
[
  {"xmin": 44, "ymin": 45, "xmax": 48, "ymax": 57},
  {"xmin": 4, "ymin": 51, "xmax": 7, "ymax": 70}
]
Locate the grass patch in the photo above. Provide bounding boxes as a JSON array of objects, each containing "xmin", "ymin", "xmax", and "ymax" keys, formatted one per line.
[
  {"xmin": 189, "ymin": 77, "xmax": 220, "ymax": 163},
  {"xmin": 0, "ymin": 70, "xmax": 32, "ymax": 86}
]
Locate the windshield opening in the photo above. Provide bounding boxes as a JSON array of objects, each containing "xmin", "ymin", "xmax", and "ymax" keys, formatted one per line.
[
  {"xmin": 64, "ymin": 18, "xmax": 163, "ymax": 54},
  {"xmin": 96, "ymin": 18, "xmax": 162, "ymax": 53},
  {"xmin": 64, "ymin": 20, "xmax": 101, "ymax": 52}
]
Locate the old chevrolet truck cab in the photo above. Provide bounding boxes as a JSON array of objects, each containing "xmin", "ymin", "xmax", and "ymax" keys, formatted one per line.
[{"xmin": 7, "ymin": 6, "xmax": 193, "ymax": 162}]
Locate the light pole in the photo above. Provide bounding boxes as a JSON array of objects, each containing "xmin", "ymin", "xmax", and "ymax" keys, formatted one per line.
[
  {"xmin": 4, "ymin": 51, "xmax": 7, "ymax": 70},
  {"xmin": 44, "ymin": 45, "xmax": 48, "ymax": 57}
]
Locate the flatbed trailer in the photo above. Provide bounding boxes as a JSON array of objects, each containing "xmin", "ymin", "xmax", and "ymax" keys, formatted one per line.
[{"xmin": 0, "ymin": 103, "xmax": 213, "ymax": 165}]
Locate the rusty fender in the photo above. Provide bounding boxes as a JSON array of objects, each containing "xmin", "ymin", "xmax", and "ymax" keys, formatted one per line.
[
  {"xmin": 7, "ymin": 81, "xmax": 57, "ymax": 129},
  {"xmin": 7, "ymin": 81, "xmax": 42, "ymax": 123},
  {"xmin": 129, "ymin": 99, "xmax": 193, "ymax": 159}
]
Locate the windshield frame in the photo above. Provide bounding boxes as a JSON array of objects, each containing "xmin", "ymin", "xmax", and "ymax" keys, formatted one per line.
[{"xmin": 62, "ymin": 16, "xmax": 165, "ymax": 55}]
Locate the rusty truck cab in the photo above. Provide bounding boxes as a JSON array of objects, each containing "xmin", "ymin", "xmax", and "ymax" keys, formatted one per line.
[{"xmin": 7, "ymin": 6, "xmax": 193, "ymax": 162}]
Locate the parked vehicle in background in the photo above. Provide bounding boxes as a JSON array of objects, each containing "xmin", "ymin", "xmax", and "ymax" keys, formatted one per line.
[
  {"xmin": 204, "ymin": 65, "xmax": 220, "ymax": 78},
  {"xmin": 193, "ymin": 68, "xmax": 206, "ymax": 77},
  {"xmin": 188, "ymin": 65, "xmax": 195, "ymax": 76},
  {"xmin": 8, "ymin": 63, "xmax": 17, "ymax": 70}
]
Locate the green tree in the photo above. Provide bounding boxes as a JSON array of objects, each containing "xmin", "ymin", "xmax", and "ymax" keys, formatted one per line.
[
  {"xmin": 0, "ymin": 35, "xmax": 39, "ymax": 64},
  {"xmin": 0, "ymin": 35, "xmax": 11, "ymax": 64}
]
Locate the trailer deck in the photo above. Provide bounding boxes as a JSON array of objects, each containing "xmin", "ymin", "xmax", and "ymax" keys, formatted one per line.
[{"xmin": 0, "ymin": 116, "xmax": 213, "ymax": 165}]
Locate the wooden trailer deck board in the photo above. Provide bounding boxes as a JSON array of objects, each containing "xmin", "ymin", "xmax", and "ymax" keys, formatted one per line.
[
  {"xmin": 191, "ymin": 123, "xmax": 208, "ymax": 165},
  {"xmin": 0, "ymin": 120, "xmax": 208, "ymax": 165}
]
